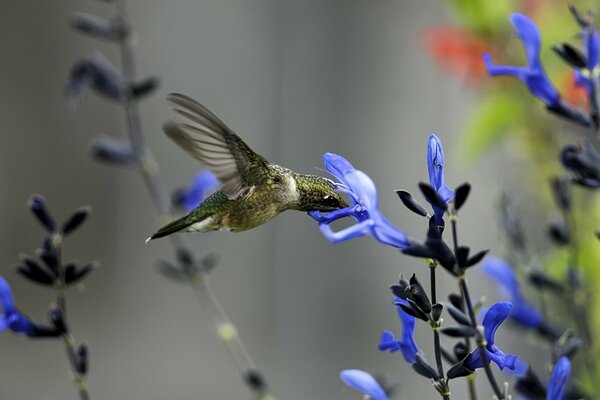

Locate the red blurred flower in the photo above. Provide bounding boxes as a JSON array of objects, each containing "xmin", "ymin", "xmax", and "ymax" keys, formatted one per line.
[
  {"xmin": 424, "ymin": 26, "xmax": 492, "ymax": 84},
  {"xmin": 560, "ymin": 69, "xmax": 588, "ymax": 109}
]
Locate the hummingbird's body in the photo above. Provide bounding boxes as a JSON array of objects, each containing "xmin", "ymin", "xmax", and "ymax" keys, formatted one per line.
[{"xmin": 147, "ymin": 94, "xmax": 347, "ymax": 240}]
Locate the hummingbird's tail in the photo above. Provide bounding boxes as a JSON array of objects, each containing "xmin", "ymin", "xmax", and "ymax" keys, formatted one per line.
[{"xmin": 145, "ymin": 212, "xmax": 218, "ymax": 242}]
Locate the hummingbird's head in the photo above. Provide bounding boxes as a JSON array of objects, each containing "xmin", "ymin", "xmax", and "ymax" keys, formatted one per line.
[{"xmin": 293, "ymin": 174, "xmax": 350, "ymax": 212}]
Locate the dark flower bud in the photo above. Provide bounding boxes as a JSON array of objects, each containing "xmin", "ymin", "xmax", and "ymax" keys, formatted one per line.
[
  {"xmin": 448, "ymin": 293, "xmax": 464, "ymax": 311},
  {"xmin": 425, "ymin": 234, "xmax": 456, "ymax": 275},
  {"xmin": 395, "ymin": 190, "xmax": 428, "ymax": 217},
  {"xmin": 157, "ymin": 260, "xmax": 186, "ymax": 283},
  {"xmin": 569, "ymin": 3, "xmax": 589, "ymax": 28},
  {"xmin": 548, "ymin": 220, "xmax": 570, "ymax": 246},
  {"xmin": 446, "ymin": 355, "xmax": 474, "ymax": 379},
  {"xmin": 464, "ymin": 249, "xmax": 489, "ymax": 268},
  {"xmin": 177, "ymin": 248, "xmax": 194, "ymax": 267},
  {"xmin": 408, "ymin": 274, "xmax": 431, "ymax": 314},
  {"xmin": 514, "ymin": 367, "xmax": 547, "ymax": 399},
  {"xmin": 49, "ymin": 308, "xmax": 67, "ymax": 334},
  {"xmin": 62, "ymin": 206, "xmax": 91, "ymax": 235},
  {"xmin": 418, "ymin": 182, "xmax": 447, "ymax": 213},
  {"xmin": 201, "ymin": 253, "xmax": 220, "ymax": 274},
  {"xmin": 551, "ymin": 177, "xmax": 571, "ymax": 212},
  {"xmin": 453, "ymin": 342, "xmax": 469, "ymax": 361},
  {"xmin": 38, "ymin": 239, "xmax": 59, "ymax": 275},
  {"xmin": 560, "ymin": 142, "xmax": 600, "ymax": 188},
  {"xmin": 455, "ymin": 246, "xmax": 469, "ymax": 268},
  {"xmin": 15, "ymin": 254, "xmax": 55, "ymax": 286},
  {"xmin": 536, "ymin": 321, "xmax": 564, "ymax": 341},
  {"xmin": 28, "ymin": 195, "xmax": 56, "ymax": 232},
  {"xmin": 244, "ymin": 369, "xmax": 267, "ymax": 392},
  {"xmin": 443, "ymin": 302, "xmax": 471, "ymax": 326},
  {"xmin": 453, "ymin": 183, "xmax": 471, "ymax": 211},
  {"xmin": 431, "ymin": 303, "xmax": 443, "ymax": 322},
  {"xmin": 64, "ymin": 262, "xmax": 98, "ymax": 284},
  {"xmin": 90, "ymin": 136, "xmax": 138, "ymax": 166},
  {"xmin": 412, "ymin": 354, "xmax": 439, "ymax": 380},
  {"xmin": 441, "ymin": 325, "xmax": 477, "ymax": 338},
  {"xmin": 390, "ymin": 275, "xmax": 411, "ymax": 301},
  {"xmin": 396, "ymin": 299, "xmax": 428, "ymax": 322},
  {"xmin": 66, "ymin": 53, "xmax": 125, "ymax": 101},
  {"xmin": 69, "ymin": 12, "xmax": 127, "ymax": 41},
  {"xmin": 401, "ymin": 239, "xmax": 434, "ymax": 258},
  {"xmin": 77, "ymin": 344, "xmax": 89, "ymax": 375},
  {"xmin": 552, "ymin": 43, "xmax": 587, "ymax": 69},
  {"xmin": 547, "ymin": 102, "xmax": 593, "ymax": 129},
  {"xmin": 528, "ymin": 271, "xmax": 564, "ymax": 293},
  {"xmin": 129, "ymin": 76, "xmax": 160, "ymax": 99},
  {"xmin": 27, "ymin": 324, "xmax": 62, "ymax": 338}
]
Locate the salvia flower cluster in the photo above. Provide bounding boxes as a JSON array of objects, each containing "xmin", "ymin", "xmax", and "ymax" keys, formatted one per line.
[
  {"xmin": 4, "ymin": 195, "xmax": 95, "ymax": 399},
  {"xmin": 311, "ymin": 129, "xmax": 583, "ymax": 399}
]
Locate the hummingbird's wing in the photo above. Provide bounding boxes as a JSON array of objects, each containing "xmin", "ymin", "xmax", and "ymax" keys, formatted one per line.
[{"xmin": 164, "ymin": 93, "xmax": 270, "ymax": 199}]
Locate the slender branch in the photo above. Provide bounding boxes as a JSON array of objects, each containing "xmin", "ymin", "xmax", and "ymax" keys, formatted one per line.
[
  {"xmin": 110, "ymin": 1, "xmax": 273, "ymax": 397},
  {"xmin": 54, "ymin": 238, "xmax": 90, "ymax": 400},
  {"xmin": 429, "ymin": 261, "xmax": 450, "ymax": 400},
  {"xmin": 450, "ymin": 215, "xmax": 502, "ymax": 400}
]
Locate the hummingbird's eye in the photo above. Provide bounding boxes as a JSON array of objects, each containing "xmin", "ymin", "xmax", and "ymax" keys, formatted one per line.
[{"xmin": 272, "ymin": 176, "xmax": 283, "ymax": 184}]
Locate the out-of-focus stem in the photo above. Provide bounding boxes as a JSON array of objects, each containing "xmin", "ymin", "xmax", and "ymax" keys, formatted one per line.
[
  {"xmin": 450, "ymin": 214, "xmax": 501, "ymax": 400},
  {"xmin": 54, "ymin": 239, "xmax": 90, "ymax": 400},
  {"xmin": 112, "ymin": 1, "xmax": 273, "ymax": 397}
]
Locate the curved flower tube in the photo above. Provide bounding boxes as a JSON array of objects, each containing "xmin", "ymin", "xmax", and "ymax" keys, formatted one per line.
[
  {"xmin": 339, "ymin": 369, "xmax": 388, "ymax": 400},
  {"xmin": 379, "ymin": 297, "xmax": 420, "ymax": 364},
  {"xmin": 465, "ymin": 302, "xmax": 528, "ymax": 375},
  {"xmin": 483, "ymin": 13, "xmax": 560, "ymax": 106},
  {"xmin": 309, "ymin": 153, "xmax": 409, "ymax": 249},
  {"xmin": 427, "ymin": 134, "xmax": 454, "ymax": 224},
  {"xmin": 0, "ymin": 277, "xmax": 37, "ymax": 335},
  {"xmin": 547, "ymin": 356, "xmax": 571, "ymax": 400}
]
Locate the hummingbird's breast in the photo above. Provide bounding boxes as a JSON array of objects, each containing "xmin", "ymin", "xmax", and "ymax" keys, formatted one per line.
[{"xmin": 223, "ymin": 187, "xmax": 285, "ymax": 232}]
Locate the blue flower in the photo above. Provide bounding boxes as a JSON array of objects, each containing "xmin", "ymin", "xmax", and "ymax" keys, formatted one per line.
[
  {"xmin": 427, "ymin": 134, "xmax": 454, "ymax": 224},
  {"xmin": 175, "ymin": 170, "xmax": 219, "ymax": 211},
  {"xmin": 573, "ymin": 25, "xmax": 600, "ymax": 93},
  {"xmin": 483, "ymin": 13, "xmax": 559, "ymax": 106},
  {"xmin": 309, "ymin": 153, "xmax": 409, "ymax": 249},
  {"xmin": 0, "ymin": 277, "xmax": 36, "ymax": 335},
  {"xmin": 481, "ymin": 257, "xmax": 543, "ymax": 329},
  {"xmin": 339, "ymin": 369, "xmax": 388, "ymax": 400},
  {"xmin": 379, "ymin": 297, "xmax": 420, "ymax": 364},
  {"xmin": 465, "ymin": 302, "xmax": 527, "ymax": 375},
  {"xmin": 547, "ymin": 356, "xmax": 571, "ymax": 400}
]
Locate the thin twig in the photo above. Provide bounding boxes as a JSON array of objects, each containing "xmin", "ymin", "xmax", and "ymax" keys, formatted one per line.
[
  {"xmin": 111, "ymin": 1, "xmax": 273, "ymax": 397},
  {"xmin": 450, "ymin": 214, "xmax": 502, "ymax": 400},
  {"xmin": 54, "ymin": 239, "xmax": 90, "ymax": 400}
]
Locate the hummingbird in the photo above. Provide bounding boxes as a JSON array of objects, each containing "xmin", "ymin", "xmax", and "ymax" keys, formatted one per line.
[{"xmin": 147, "ymin": 93, "xmax": 348, "ymax": 241}]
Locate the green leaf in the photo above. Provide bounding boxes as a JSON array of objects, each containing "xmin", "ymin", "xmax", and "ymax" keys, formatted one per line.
[{"xmin": 458, "ymin": 91, "xmax": 525, "ymax": 159}]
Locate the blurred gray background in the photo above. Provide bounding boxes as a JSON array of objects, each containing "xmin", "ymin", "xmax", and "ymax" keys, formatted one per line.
[{"xmin": 0, "ymin": 1, "xmax": 539, "ymax": 399}]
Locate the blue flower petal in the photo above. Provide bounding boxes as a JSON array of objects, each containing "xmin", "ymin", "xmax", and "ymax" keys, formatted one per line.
[
  {"xmin": 585, "ymin": 28, "xmax": 599, "ymax": 70},
  {"xmin": 547, "ymin": 356, "xmax": 571, "ymax": 400},
  {"xmin": 340, "ymin": 370, "xmax": 388, "ymax": 400},
  {"xmin": 0, "ymin": 277, "xmax": 15, "ymax": 312},
  {"xmin": 313, "ymin": 153, "xmax": 409, "ymax": 249},
  {"xmin": 483, "ymin": 14, "xmax": 559, "ymax": 106},
  {"xmin": 482, "ymin": 302, "xmax": 512, "ymax": 346},
  {"xmin": 380, "ymin": 299, "xmax": 420, "ymax": 364},
  {"xmin": 510, "ymin": 13, "xmax": 542, "ymax": 68},
  {"xmin": 180, "ymin": 170, "xmax": 219, "ymax": 211},
  {"xmin": 378, "ymin": 330, "xmax": 401, "ymax": 352},
  {"xmin": 427, "ymin": 134, "xmax": 445, "ymax": 192}
]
